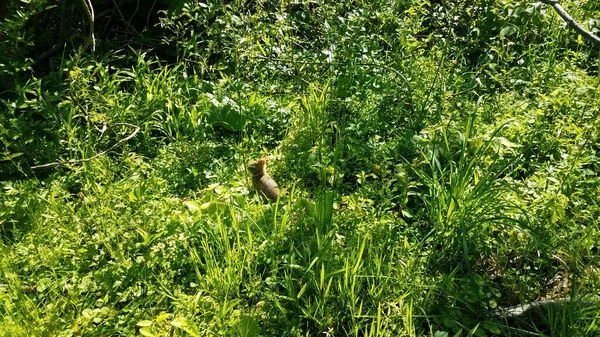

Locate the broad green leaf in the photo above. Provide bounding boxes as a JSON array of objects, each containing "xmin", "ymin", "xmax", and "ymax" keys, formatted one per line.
[
  {"xmin": 183, "ymin": 200, "xmax": 201, "ymax": 212},
  {"xmin": 136, "ymin": 320, "xmax": 153, "ymax": 327},
  {"xmin": 500, "ymin": 25, "xmax": 517, "ymax": 37},
  {"xmin": 139, "ymin": 326, "xmax": 154, "ymax": 337}
]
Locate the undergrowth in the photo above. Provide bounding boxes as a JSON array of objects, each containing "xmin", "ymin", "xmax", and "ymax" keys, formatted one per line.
[{"xmin": 1, "ymin": 0, "xmax": 600, "ymax": 336}]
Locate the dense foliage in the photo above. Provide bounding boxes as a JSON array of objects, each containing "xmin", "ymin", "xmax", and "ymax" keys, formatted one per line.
[{"xmin": 1, "ymin": 0, "xmax": 600, "ymax": 336}]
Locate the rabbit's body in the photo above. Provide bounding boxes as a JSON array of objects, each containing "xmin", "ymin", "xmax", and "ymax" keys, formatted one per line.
[{"xmin": 247, "ymin": 158, "xmax": 280, "ymax": 202}]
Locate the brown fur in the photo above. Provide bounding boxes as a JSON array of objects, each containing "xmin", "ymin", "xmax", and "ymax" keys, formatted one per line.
[{"xmin": 247, "ymin": 158, "xmax": 280, "ymax": 202}]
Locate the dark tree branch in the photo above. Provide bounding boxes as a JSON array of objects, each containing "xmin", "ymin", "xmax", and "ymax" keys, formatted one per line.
[
  {"xmin": 146, "ymin": 0, "xmax": 158, "ymax": 29},
  {"xmin": 81, "ymin": 0, "xmax": 96, "ymax": 52},
  {"xmin": 541, "ymin": 0, "xmax": 600, "ymax": 46},
  {"xmin": 34, "ymin": 0, "xmax": 67, "ymax": 64}
]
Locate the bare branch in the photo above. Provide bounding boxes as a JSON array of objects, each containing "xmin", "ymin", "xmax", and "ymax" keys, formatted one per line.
[
  {"xmin": 541, "ymin": 0, "xmax": 600, "ymax": 47},
  {"xmin": 81, "ymin": 0, "xmax": 96, "ymax": 52},
  {"xmin": 127, "ymin": 0, "xmax": 140, "ymax": 33},
  {"xmin": 34, "ymin": 0, "xmax": 67, "ymax": 64},
  {"xmin": 31, "ymin": 123, "xmax": 140, "ymax": 169},
  {"xmin": 147, "ymin": 0, "xmax": 158, "ymax": 29}
]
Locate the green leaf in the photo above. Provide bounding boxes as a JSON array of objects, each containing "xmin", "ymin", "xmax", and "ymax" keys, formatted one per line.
[
  {"xmin": 136, "ymin": 320, "xmax": 153, "ymax": 327},
  {"xmin": 171, "ymin": 317, "xmax": 200, "ymax": 337},
  {"xmin": 156, "ymin": 312, "xmax": 171, "ymax": 323},
  {"xmin": 500, "ymin": 25, "xmax": 517, "ymax": 37},
  {"xmin": 238, "ymin": 316, "xmax": 258, "ymax": 337},
  {"xmin": 183, "ymin": 200, "xmax": 201, "ymax": 212},
  {"xmin": 139, "ymin": 326, "xmax": 155, "ymax": 337},
  {"xmin": 171, "ymin": 317, "xmax": 187, "ymax": 328},
  {"xmin": 483, "ymin": 322, "xmax": 501, "ymax": 334}
]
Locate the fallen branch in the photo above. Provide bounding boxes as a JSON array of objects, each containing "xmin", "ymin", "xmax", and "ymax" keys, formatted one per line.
[
  {"xmin": 0, "ymin": 283, "xmax": 36, "ymax": 293},
  {"xmin": 493, "ymin": 294, "xmax": 600, "ymax": 318},
  {"xmin": 541, "ymin": 0, "xmax": 600, "ymax": 47},
  {"xmin": 31, "ymin": 123, "xmax": 140, "ymax": 169}
]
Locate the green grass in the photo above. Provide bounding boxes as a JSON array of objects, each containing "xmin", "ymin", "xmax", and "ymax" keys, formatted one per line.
[{"xmin": 1, "ymin": 0, "xmax": 600, "ymax": 336}]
